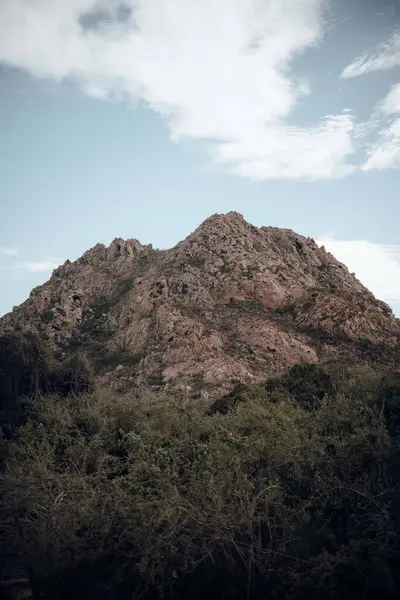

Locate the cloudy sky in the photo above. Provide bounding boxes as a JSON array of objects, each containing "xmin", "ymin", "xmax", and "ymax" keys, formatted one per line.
[{"xmin": 1, "ymin": 0, "xmax": 400, "ymax": 316}]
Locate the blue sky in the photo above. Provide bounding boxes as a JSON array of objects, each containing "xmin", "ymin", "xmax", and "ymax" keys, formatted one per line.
[{"xmin": 1, "ymin": 0, "xmax": 400, "ymax": 317}]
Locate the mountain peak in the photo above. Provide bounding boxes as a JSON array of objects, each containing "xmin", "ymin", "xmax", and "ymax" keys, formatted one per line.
[{"xmin": 202, "ymin": 210, "xmax": 247, "ymax": 225}]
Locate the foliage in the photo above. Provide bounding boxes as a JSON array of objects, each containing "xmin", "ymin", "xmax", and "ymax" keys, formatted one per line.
[
  {"xmin": 208, "ymin": 382, "xmax": 265, "ymax": 415},
  {"xmin": 0, "ymin": 331, "xmax": 94, "ymax": 437},
  {"xmin": 1, "ymin": 366, "xmax": 400, "ymax": 600},
  {"xmin": 51, "ymin": 353, "xmax": 95, "ymax": 397},
  {"xmin": 379, "ymin": 371, "xmax": 400, "ymax": 437},
  {"xmin": 92, "ymin": 349, "xmax": 145, "ymax": 376},
  {"xmin": 0, "ymin": 331, "xmax": 54, "ymax": 435},
  {"xmin": 265, "ymin": 363, "xmax": 334, "ymax": 409}
]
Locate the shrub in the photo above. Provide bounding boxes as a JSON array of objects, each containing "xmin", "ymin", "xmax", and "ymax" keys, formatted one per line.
[
  {"xmin": 208, "ymin": 382, "xmax": 269, "ymax": 415},
  {"xmin": 0, "ymin": 330, "xmax": 54, "ymax": 434},
  {"xmin": 379, "ymin": 371, "xmax": 400, "ymax": 437},
  {"xmin": 208, "ymin": 382, "xmax": 250, "ymax": 415},
  {"xmin": 52, "ymin": 353, "xmax": 95, "ymax": 397},
  {"xmin": 266, "ymin": 363, "xmax": 334, "ymax": 410}
]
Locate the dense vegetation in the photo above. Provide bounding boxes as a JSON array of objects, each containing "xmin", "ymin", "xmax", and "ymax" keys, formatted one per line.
[
  {"xmin": 1, "ymin": 332, "xmax": 400, "ymax": 599},
  {"xmin": 0, "ymin": 331, "xmax": 94, "ymax": 438}
]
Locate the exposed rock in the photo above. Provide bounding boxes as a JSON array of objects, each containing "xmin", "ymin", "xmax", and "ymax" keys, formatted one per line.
[{"xmin": 1, "ymin": 212, "xmax": 399, "ymax": 398}]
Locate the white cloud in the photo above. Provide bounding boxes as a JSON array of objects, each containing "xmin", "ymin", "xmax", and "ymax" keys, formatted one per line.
[
  {"xmin": 0, "ymin": 246, "xmax": 20, "ymax": 257},
  {"xmin": 362, "ymin": 118, "xmax": 400, "ymax": 171},
  {"xmin": 0, "ymin": 257, "xmax": 61, "ymax": 273},
  {"xmin": 341, "ymin": 29, "xmax": 400, "ymax": 78},
  {"xmin": 24, "ymin": 258, "xmax": 62, "ymax": 273},
  {"xmin": 0, "ymin": 0, "xmax": 359, "ymax": 180},
  {"xmin": 362, "ymin": 83, "xmax": 400, "ymax": 172},
  {"xmin": 317, "ymin": 237, "xmax": 400, "ymax": 308},
  {"xmin": 381, "ymin": 83, "xmax": 400, "ymax": 115},
  {"xmin": 211, "ymin": 113, "xmax": 356, "ymax": 180},
  {"xmin": 340, "ymin": 29, "xmax": 400, "ymax": 172}
]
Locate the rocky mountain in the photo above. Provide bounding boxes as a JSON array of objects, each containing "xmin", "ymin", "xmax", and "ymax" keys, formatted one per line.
[{"xmin": 1, "ymin": 212, "xmax": 399, "ymax": 398}]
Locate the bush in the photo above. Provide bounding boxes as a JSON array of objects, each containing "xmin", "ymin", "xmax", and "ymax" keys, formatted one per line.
[
  {"xmin": 0, "ymin": 330, "xmax": 54, "ymax": 434},
  {"xmin": 266, "ymin": 363, "xmax": 334, "ymax": 409},
  {"xmin": 0, "ymin": 332, "xmax": 95, "ymax": 437},
  {"xmin": 379, "ymin": 371, "xmax": 400, "ymax": 437},
  {"xmin": 52, "ymin": 353, "xmax": 95, "ymax": 397},
  {"xmin": 208, "ymin": 382, "xmax": 255, "ymax": 415}
]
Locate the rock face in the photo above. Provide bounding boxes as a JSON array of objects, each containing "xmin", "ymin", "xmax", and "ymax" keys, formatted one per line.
[{"xmin": 1, "ymin": 212, "xmax": 399, "ymax": 398}]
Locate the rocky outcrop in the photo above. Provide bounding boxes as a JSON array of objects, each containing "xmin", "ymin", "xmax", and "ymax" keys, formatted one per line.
[{"xmin": 1, "ymin": 212, "xmax": 399, "ymax": 398}]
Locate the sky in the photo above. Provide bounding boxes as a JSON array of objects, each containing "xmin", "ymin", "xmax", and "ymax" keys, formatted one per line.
[{"xmin": 0, "ymin": 0, "xmax": 400, "ymax": 317}]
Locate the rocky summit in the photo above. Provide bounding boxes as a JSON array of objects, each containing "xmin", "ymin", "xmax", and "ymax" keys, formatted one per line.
[{"xmin": 1, "ymin": 212, "xmax": 399, "ymax": 398}]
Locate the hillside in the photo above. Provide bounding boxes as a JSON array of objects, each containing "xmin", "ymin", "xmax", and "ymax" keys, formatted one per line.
[{"xmin": 1, "ymin": 212, "xmax": 399, "ymax": 398}]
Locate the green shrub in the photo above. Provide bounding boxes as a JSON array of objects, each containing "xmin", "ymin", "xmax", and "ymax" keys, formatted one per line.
[
  {"xmin": 379, "ymin": 371, "xmax": 400, "ymax": 437},
  {"xmin": 266, "ymin": 363, "xmax": 334, "ymax": 410},
  {"xmin": 208, "ymin": 382, "xmax": 251, "ymax": 415},
  {"xmin": 52, "ymin": 353, "xmax": 95, "ymax": 397},
  {"xmin": 0, "ymin": 330, "xmax": 54, "ymax": 434},
  {"xmin": 208, "ymin": 382, "xmax": 268, "ymax": 415}
]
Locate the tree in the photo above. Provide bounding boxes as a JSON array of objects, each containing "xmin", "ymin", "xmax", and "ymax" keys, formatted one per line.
[
  {"xmin": 0, "ymin": 330, "xmax": 54, "ymax": 435},
  {"xmin": 52, "ymin": 353, "xmax": 95, "ymax": 397}
]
